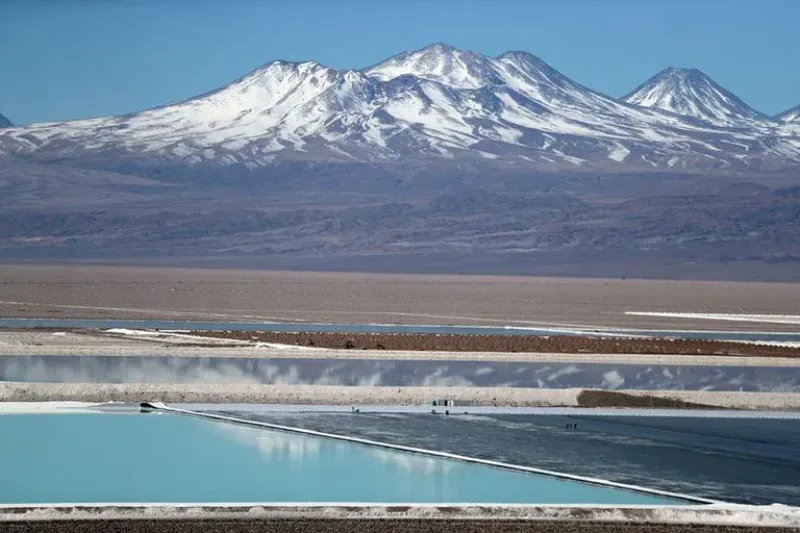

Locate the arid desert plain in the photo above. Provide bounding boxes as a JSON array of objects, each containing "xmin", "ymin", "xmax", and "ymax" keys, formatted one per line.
[{"xmin": 2, "ymin": 264, "xmax": 799, "ymax": 330}]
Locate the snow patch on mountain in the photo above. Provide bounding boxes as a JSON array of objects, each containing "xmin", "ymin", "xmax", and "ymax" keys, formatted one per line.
[
  {"xmin": 608, "ymin": 143, "xmax": 630, "ymax": 162},
  {"xmin": 623, "ymin": 67, "xmax": 766, "ymax": 125},
  {"xmin": 776, "ymin": 104, "xmax": 800, "ymax": 123}
]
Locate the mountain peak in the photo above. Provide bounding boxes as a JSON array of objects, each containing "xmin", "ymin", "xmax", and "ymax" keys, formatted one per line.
[
  {"xmin": 776, "ymin": 104, "xmax": 800, "ymax": 123},
  {"xmin": 227, "ymin": 59, "xmax": 338, "ymax": 94},
  {"xmin": 0, "ymin": 113, "xmax": 11, "ymax": 128},
  {"xmin": 663, "ymin": 66, "xmax": 703, "ymax": 75},
  {"xmin": 363, "ymin": 43, "xmax": 499, "ymax": 89},
  {"xmin": 623, "ymin": 67, "xmax": 765, "ymax": 124},
  {"xmin": 497, "ymin": 50, "xmax": 546, "ymax": 64},
  {"xmin": 422, "ymin": 42, "xmax": 459, "ymax": 53},
  {"xmin": 250, "ymin": 59, "xmax": 329, "ymax": 76},
  {"xmin": 496, "ymin": 50, "xmax": 563, "ymax": 80}
]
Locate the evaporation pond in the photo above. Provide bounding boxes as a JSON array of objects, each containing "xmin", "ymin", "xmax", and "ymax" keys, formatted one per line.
[{"xmin": 1, "ymin": 412, "xmax": 686, "ymax": 505}]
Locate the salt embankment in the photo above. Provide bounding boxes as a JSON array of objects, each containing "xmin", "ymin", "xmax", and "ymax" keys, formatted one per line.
[
  {"xmin": 2, "ymin": 382, "xmax": 800, "ymax": 410},
  {"xmin": 2, "ymin": 503, "xmax": 800, "ymax": 530}
]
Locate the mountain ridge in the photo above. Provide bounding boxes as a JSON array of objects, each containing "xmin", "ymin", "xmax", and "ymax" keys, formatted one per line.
[
  {"xmin": 0, "ymin": 113, "xmax": 11, "ymax": 128},
  {"xmin": 0, "ymin": 43, "xmax": 798, "ymax": 173},
  {"xmin": 622, "ymin": 67, "xmax": 768, "ymax": 125},
  {"xmin": 776, "ymin": 104, "xmax": 800, "ymax": 123}
]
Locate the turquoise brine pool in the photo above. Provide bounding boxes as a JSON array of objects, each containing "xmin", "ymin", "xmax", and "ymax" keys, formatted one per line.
[{"xmin": 1, "ymin": 412, "xmax": 688, "ymax": 505}]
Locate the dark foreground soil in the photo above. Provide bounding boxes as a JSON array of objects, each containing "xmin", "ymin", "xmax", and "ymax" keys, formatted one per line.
[
  {"xmin": 577, "ymin": 390, "xmax": 721, "ymax": 409},
  {"xmin": 193, "ymin": 331, "xmax": 800, "ymax": 358},
  {"xmin": 0, "ymin": 520, "xmax": 789, "ymax": 533}
]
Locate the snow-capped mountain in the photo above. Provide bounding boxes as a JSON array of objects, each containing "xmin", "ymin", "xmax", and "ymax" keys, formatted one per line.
[
  {"xmin": 0, "ymin": 45, "xmax": 798, "ymax": 171},
  {"xmin": 776, "ymin": 104, "xmax": 800, "ymax": 123},
  {"xmin": 364, "ymin": 43, "xmax": 503, "ymax": 89},
  {"xmin": 0, "ymin": 113, "xmax": 11, "ymax": 128},
  {"xmin": 623, "ymin": 67, "xmax": 766, "ymax": 125}
]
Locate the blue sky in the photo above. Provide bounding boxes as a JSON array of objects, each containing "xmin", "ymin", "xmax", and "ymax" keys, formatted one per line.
[{"xmin": 2, "ymin": 0, "xmax": 798, "ymax": 125}]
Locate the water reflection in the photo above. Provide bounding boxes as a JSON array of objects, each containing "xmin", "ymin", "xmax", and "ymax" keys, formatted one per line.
[
  {"xmin": 212, "ymin": 421, "xmax": 324, "ymax": 462},
  {"xmin": 0, "ymin": 356, "xmax": 264, "ymax": 385},
  {"xmin": 211, "ymin": 419, "xmax": 457, "ymax": 476},
  {"xmin": 2, "ymin": 355, "xmax": 799, "ymax": 391},
  {"xmin": 367, "ymin": 447, "xmax": 456, "ymax": 476}
]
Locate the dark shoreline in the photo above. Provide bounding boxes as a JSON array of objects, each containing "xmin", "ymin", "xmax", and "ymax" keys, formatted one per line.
[{"xmin": 192, "ymin": 331, "xmax": 800, "ymax": 358}]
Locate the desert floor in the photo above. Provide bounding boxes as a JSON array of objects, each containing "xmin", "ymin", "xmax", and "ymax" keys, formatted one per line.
[{"xmin": 1, "ymin": 264, "xmax": 799, "ymax": 331}]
